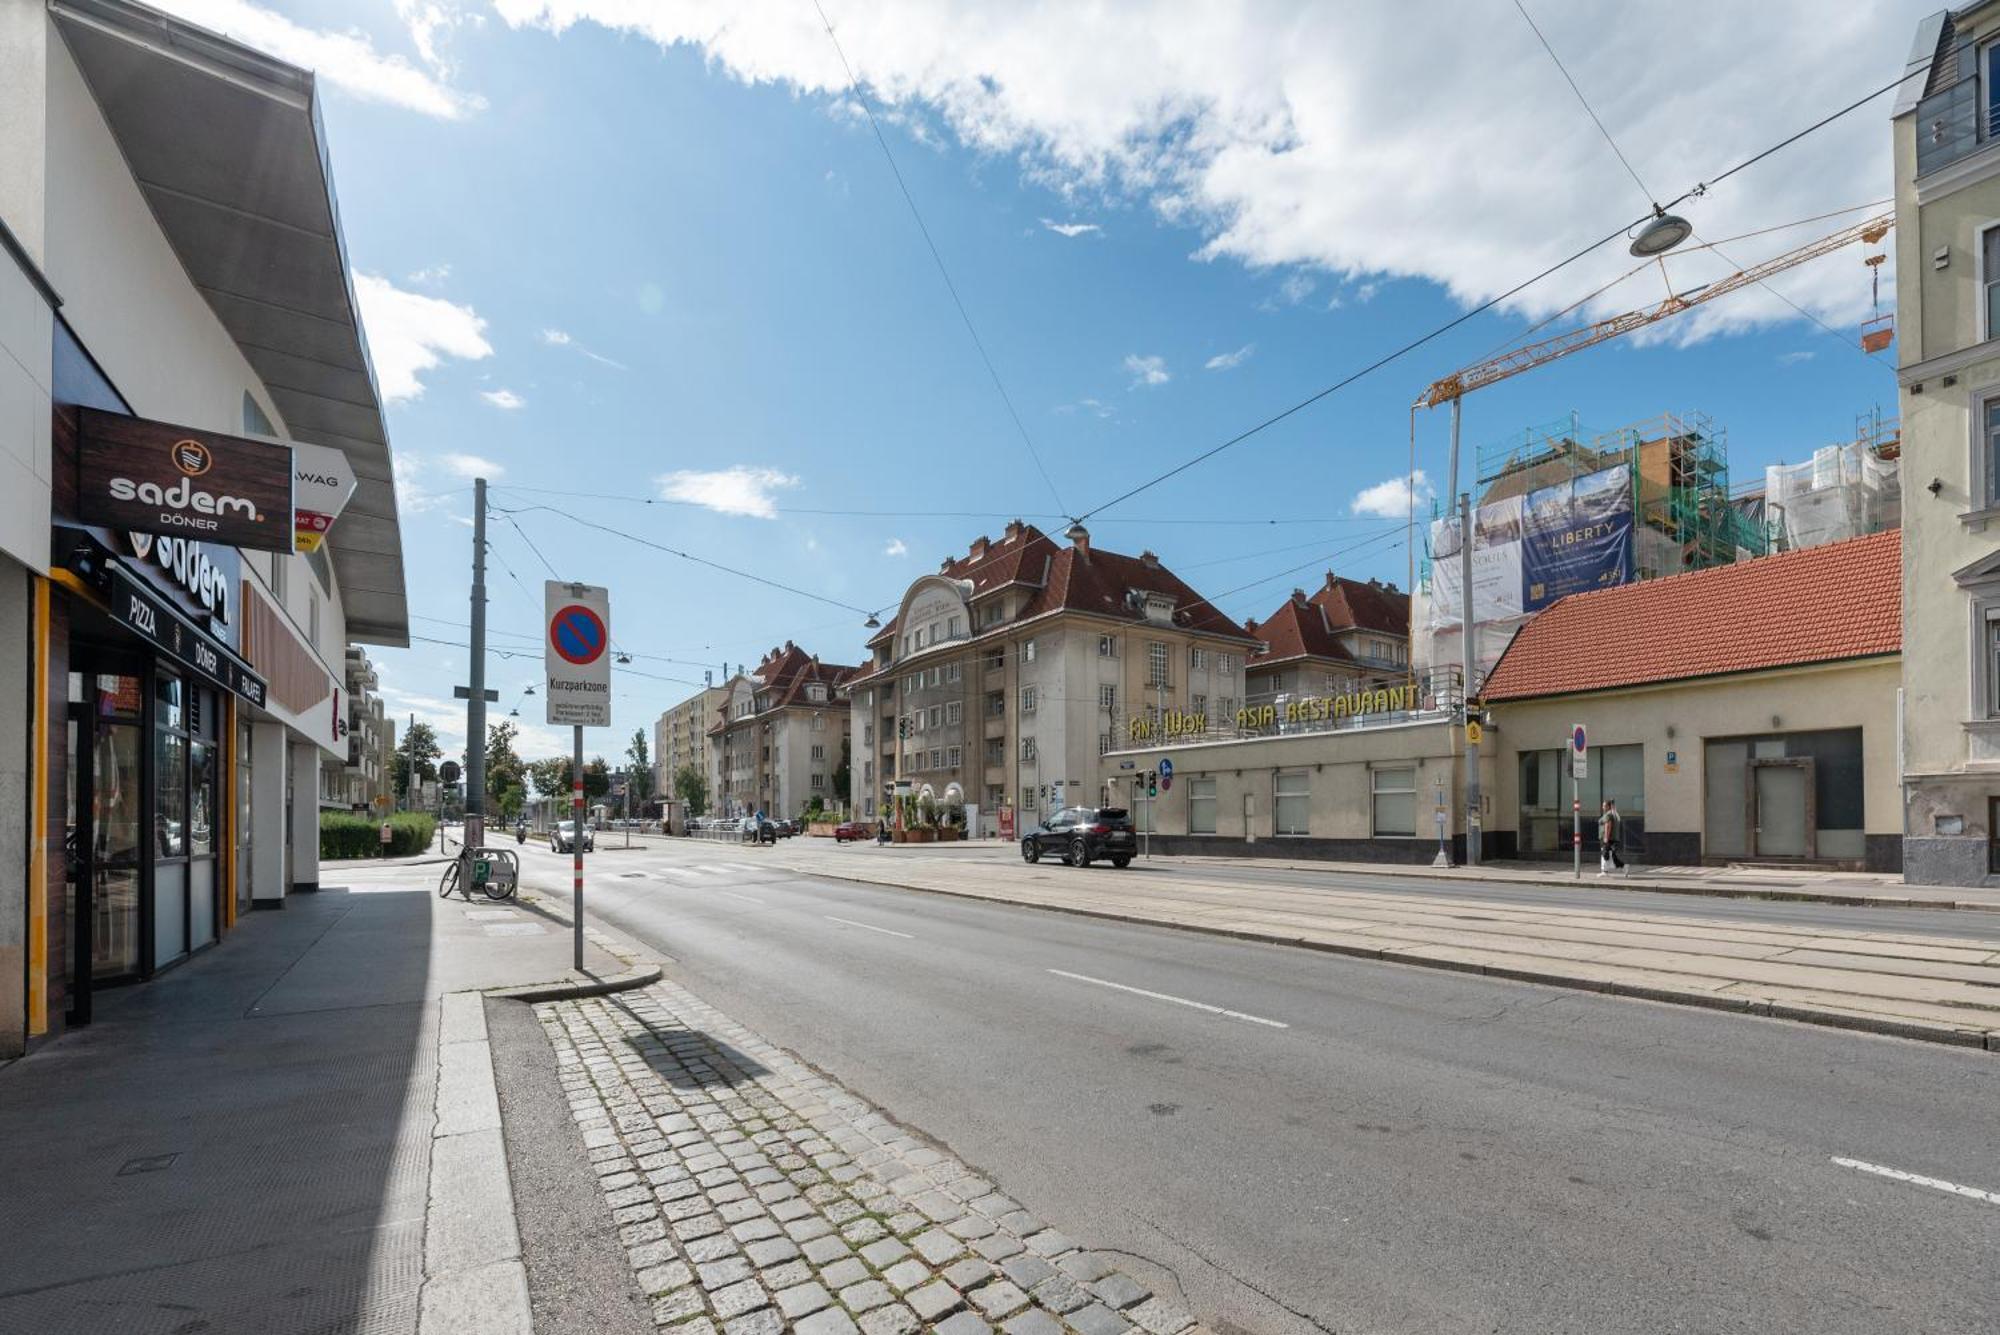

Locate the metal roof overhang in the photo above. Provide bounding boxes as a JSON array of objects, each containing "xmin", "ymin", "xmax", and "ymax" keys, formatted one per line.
[{"xmin": 51, "ymin": 0, "xmax": 410, "ymax": 646}]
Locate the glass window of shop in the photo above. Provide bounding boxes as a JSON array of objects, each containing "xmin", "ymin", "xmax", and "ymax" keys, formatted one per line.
[
  {"xmin": 1517, "ymin": 744, "xmax": 1644, "ymax": 853},
  {"xmin": 1188, "ymin": 776, "xmax": 1217, "ymax": 834},
  {"xmin": 1371, "ymin": 766, "xmax": 1417, "ymax": 837},
  {"xmin": 1703, "ymin": 728, "xmax": 1863, "ymax": 861},
  {"xmin": 71, "ymin": 671, "xmax": 145, "ymax": 981},
  {"xmin": 1274, "ymin": 770, "xmax": 1310, "ymax": 836},
  {"xmin": 151, "ymin": 672, "xmax": 220, "ymax": 968}
]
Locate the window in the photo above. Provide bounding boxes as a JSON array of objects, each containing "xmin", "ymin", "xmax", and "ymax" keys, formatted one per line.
[
  {"xmin": 270, "ymin": 552, "xmax": 287, "ymax": 604},
  {"xmin": 1098, "ymin": 635, "xmax": 1118, "ymax": 658},
  {"xmin": 986, "ymin": 739, "xmax": 1004, "ymax": 765},
  {"xmin": 1020, "ymin": 736, "xmax": 1037, "ymax": 762},
  {"xmin": 1189, "ymin": 776, "xmax": 1217, "ymax": 834},
  {"xmin": 928, "ymin": 705, "xmax": 942, "ymax": 728},
  {"xmin": 1147, "ymin": 642, "xmax": 1168, "ymax": 686},
  {"xmin": 946, "ymin": 701, "xmax": 961, "ymax": 725},
  {"xmin": 1023, "ymin": 639, "xmax": 1037, "ymax": 662},
  {"xmin": 1099, "ymin": 684, "xmax": 1116, "ymax": 713},
  {"xmin": 1988, "ymin": 612, "xmax": 2000, "ymax": 716},
  {"xmin": 905, "ymin": 674, "xmax": 917, "ymax": 695},
  {"xmin": 949, "ymin": 616, "xmax": 962, "ymax": 638},
  {"xmin": 1983, "ymin": 397, "xmax": 2000, "ymax": 511},
  {"xmin": 1371, "ymin": 767, "xmax": 1416, "ymax": 837},
  {"xmin": 1020, "ymin": 686, "xmax": 1037, "ymax": 714},
  {"xmin": 984, "ymin": 603, "xmax": 1005, "ymax": 626},
  {"xmin": 987, "ymin": 692, "xmax": 1005, "ymax": 717},
  {"xmin": 1274, "ymin": 770, "xmax": 1310, "ymax": 836},
  {"xmin": 947, "ymin": 662, "xmax": 961, "ymax": 682},
  {"xmin": 811, "ymin": 773, "xmax": 825, "ymax": 792},
  {"xmin": 929, "ymin": 666, "xmax": 942, "ymax": 687},
  {"xmin": 947, "ymin": 746, "xmax": 961, "ymax": 769},
  {"xmin": 811, "ymin": 714, "xmax": 824, "ymax": 731},
  {"xmin": 1022, "ymin": 786, "xmax": 1036, "ymax": 814},
  {"xmin": 1189, "ymin": 647, "xmax": 1207, "ymax": 671},
  {"xmin": 1986, "ymin": 223, "xmax": 2000, "ymax": 343},
  {"xmin": 1098, "ymin": 732, "xmax": 1111, "ymax": 755},
  {"xmin": 1192, "ymin": 693, "xmax": 1206, "ymax": 716},
  {"xmin": 810, "ymin": 744, "xmax": 825, "ymax": 761},
  {"xmin": 1271, "ymin": 672, "xmax": 1288, "ymax": 693},
  {"xmin": 808, "ymin": 683, "xmax": 827, "ymax": 702},
  {"xmin": 930, "ymin": 748, "xmax": 943, "ymax": 769}
]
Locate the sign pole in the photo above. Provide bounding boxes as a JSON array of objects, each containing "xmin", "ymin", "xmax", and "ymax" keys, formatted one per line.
[
  {"xmin": 465, "ymin": 477, "xmax": 488, "ymax": 851},
  {"xmin": 573, "ymin": 724, "xmax": 585, "ymax": 971}
]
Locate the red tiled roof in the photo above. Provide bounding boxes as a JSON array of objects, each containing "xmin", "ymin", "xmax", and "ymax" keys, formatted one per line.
[
  {"xmin": 867, "ymin": 524, "xmax": 1061, "ymax": 647},
  {"xmin": 1316, "ymin": 574, "xmax": 1408, "ymax": 636},
  {"xmin": 1482, "ymin": 530, "xmax": 1900, "ymax": 702},
  {"xmin": 1247, "ymin": 574, "xmax": 1409, "ymax": 668}
]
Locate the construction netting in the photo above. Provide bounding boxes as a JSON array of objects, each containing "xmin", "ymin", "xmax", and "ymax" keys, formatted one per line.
[{"xmin": 1764, "ymin": 444, "xmax": 1900, "ymax": 553}]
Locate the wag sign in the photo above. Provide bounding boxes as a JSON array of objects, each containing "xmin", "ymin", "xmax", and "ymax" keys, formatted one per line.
[{"xmin": 545, "ymin": 580, "xmax": 612, "ymax": 727}]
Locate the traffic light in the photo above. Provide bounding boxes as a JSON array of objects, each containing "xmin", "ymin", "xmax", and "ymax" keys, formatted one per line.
[
  {"xmin": 898, "ymin": 717, "xmax": 909, "ymax": 740},
  {"xmin": 1147, "ymin": 772, "xmax": 1158, "ymax": 798}
]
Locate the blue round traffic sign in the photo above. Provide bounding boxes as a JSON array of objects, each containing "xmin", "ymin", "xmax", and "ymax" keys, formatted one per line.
[
  {"xmin": 551, "ymin": 604, "xmax": 607, "ymax": 665},
  {"xmin": 1159, "ymin": 757, "xmax": 1174, "ymax": 791}
]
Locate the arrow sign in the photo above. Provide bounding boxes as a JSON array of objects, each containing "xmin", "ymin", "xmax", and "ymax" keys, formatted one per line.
[
  {"xmin": 1158, "ymin": 757, "xmax": 1174, "ymax": 791},
  {"xmin": 546, "ymin": 581, "xmax": 612, "ymax": 727}
]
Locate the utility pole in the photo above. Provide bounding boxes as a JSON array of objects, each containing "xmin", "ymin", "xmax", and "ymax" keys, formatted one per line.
[
  {"xmin": 1460, "ymin": 486, "xmax": 1481, "ymax": 868},
  {"xmin": 465, "ymin": 477, "xmax": 489, "ymax": 848}
]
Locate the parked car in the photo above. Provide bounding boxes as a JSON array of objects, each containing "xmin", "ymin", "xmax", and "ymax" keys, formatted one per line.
[
  {"xmin": 832, "ymin": 821, "xmax": 867, "ymax": 843},
  {"xmin": 776, "ymin": 819, "xmax": 800, "ymax": 837},
  {"xmin": 550, "ymin": 820, "xmax": 595, "ymax": 854},
  {"xmin": 1021, "ymin": 807, "xmax": 1135, "ymax": 868}
]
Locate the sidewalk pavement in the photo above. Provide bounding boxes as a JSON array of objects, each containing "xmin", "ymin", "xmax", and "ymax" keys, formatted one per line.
[
  {"xmin": 761, "ymin": 846, "xmax": 2000, "ymax": 1052},
  {"xmin": 778, "ymin": 838, "xmax": 2000, "ymax": 911},
  {"xmin": 0, "ymin": 864, "xmax": 630, "ymax": 1335}
]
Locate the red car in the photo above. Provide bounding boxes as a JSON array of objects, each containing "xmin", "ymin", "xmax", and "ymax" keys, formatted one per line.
[{"xmin": 832, "ymin": 821, "xmax": 867, "ymax": 842}]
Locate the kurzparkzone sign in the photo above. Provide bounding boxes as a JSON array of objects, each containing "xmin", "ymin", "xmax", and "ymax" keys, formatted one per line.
[{"xmin": 545, "ymin": 580, "xmax": 611, "ymax": 727}]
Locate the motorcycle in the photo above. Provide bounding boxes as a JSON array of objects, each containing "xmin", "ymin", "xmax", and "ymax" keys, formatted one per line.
[{"xmin": 514, "ymin": 823, "xmax": 526, "ymax": 844}]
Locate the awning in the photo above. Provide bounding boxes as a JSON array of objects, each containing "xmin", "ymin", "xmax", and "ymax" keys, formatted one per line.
[{"xmin": 51, "ymin": 0, "xmax": 409, "ymax": 646}]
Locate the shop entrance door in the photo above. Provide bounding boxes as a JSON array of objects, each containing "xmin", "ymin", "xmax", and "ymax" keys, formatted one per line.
[
  {"xmin": 1750, "ymin": 759, "xmax": 1814, "ymax": 860},
  {"xmin": 68, "ymin": 672, "xmax": 148, "ymax": 1006}
]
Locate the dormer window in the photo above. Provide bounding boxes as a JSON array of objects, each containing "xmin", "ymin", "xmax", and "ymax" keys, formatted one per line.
[
  {"xmin": 1138, "ymin": 592, "xmax": 1176, "ymax": 624},
  {"xmin": 808, "ymin": 683, "xmax": 827, "ymax": 702}
]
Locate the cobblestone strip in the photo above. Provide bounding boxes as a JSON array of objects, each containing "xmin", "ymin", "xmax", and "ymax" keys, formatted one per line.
[{"xmin": 538, "ymin": 981, "xmax": 1204, "ymax": 1335}]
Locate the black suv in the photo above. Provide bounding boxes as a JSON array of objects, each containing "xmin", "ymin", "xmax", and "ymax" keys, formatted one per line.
[{"xmin": 1022, "ymin": 807, "xmax": 1136, "ymax": 868}]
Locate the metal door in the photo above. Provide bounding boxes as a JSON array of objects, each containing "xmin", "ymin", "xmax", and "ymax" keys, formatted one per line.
[{"xmin": 1750, "ymin": 759, "xmax": 1814, "ymax": 859}]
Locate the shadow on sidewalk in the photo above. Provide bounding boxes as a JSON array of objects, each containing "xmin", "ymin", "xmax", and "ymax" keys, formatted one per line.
[
  {"xmin": 0, "ymin": 884, "xmax": 438, "ymax": 1335},
  {"xmin": 607, "ymin": 995, "xmax": 771, "ymax": 1094}
]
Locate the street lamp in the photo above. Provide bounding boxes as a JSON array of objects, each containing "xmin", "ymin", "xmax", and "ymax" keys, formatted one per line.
[{"xmin": 1629, "ymin": 207, "xmax": 1692, "ymax": 258}]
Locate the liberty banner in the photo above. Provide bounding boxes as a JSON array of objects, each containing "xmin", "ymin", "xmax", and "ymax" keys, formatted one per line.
[
  {"xmin": 1522, "ymin": 463, "xmax": 1633, "ymax": 612},
  {"xmin": 545, "ymin": 580, "xmax": 612, "ymax": 727}
]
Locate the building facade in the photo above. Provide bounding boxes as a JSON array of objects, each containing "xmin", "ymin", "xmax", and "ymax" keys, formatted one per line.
[
  {"xmin": 1894, "ymin": 6, "xmax": 2000, "ymax": 884},
  {"xmin": 846, "ymin": 522, "xmax": 1260, "ymax": 830},
  {"xmin": 1244, "ymin": 574, "xmax": 1411, "ymax": 704},
  {"xmin": 0, "ymin": 1, "xmax": 409, "ymax": 1054},
  {"xmin": 709, "ymin": 644, "xmax": 853, "ymax": 819},
  {"xmin": 655, "ymin": 682, "xmax": 725, "ymax": 814},
  {"xmin": 341, "ymin": 647, "xmax": 394, "ymax": 813}
]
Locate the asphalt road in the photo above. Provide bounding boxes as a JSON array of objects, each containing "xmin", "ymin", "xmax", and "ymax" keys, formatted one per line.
[{"xmin": 520, "ymin": 838, "xmax": 2000, "ymax": 1335}]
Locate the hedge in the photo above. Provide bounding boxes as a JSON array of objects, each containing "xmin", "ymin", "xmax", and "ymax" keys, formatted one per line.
[{"xmin": 321, "ymin": 811, "xmax": 437, "ymax": 860}]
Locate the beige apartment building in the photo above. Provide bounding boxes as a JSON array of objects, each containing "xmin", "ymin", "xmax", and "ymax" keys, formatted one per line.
[
  {"xmin": 1243, "ymin": 574, "xmax": 1411, "ymax": 704},
  {"xmin": 1894, "ymin": 5, "xmax": 2000, "ymax": 883},
  {"xmin": 654, "ymin": 682, "xmax": 725, "ymax": 811},
  {"xmin": 709, "ymin": 643, "xmax": 854, "ymax": 819},
  {"xmin": 845, "ymin": 521, "xmax": 1260, "ymax": 830}
]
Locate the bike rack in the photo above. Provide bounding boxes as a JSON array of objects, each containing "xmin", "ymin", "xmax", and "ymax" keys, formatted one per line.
[{"xmin": 467, "ymin": 846, "xmax": 521, "ymax": 896}]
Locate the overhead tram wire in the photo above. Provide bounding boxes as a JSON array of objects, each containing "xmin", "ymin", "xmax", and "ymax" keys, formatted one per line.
[
  {"xmin": 1512, "ymin": 0, "xmax": 1658, "ymax": 204},
  {"xmin": 489, "ymin": 485, "xmax": 1385, "ymax": 526},
  {"xmin": 808, "ymin": 0, "xmax": 1068, "ymax": 521},
  {"xmin": 1067, "ymin": 64, "xmax": 1928, "ymax": 527}
]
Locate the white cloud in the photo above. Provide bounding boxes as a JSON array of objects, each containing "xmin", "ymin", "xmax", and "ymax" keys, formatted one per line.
[
  {"xmin": 1278, "ymin": 273, "xmax": 1316, "ymax": 305},
  {"xmin": 1041, "ymin": 218, "xmax": 1102, "ymax": 238},
  {"xmin": 540, "ymin": 328, "xmax": 573, "ymax": 345},
  {"xmin": 480, "ymin": 388, "xmax": 526, "ymax": 409},
  {"xmin": 1777, "ymin": 350, "xmax": 1816, "ymax": 366},
  {"xmin": 884, "ymin": 538, "xmax": 909, "ymax": 557},
  {"xmin": 1123, "ymin": 353, "xmax": 1169, "ymax": 388},
  {"xmin": 655, "ymin": 466, "xmax": 801, "ymax": 519},
  {"xmin": 152, "ymin": 0, "xmax": 482, "ymax": 119},
  {"xmin": 488, "ymin": 1, "xmax": 1903, "ymax": 338},
  {"xmin": 392, "ymin": 453, "xmax": 442, "ymax": 513},
  {"xmin": 540, "ymin": 326, "xmax": 628, "ymax": 370},
  {"xmin": 407, "ymin": 263, "xmax": 452, "ymax": 286},
  {"xmin": 354, "ymin": 273, "xmax": 493, "ymax": 402},
  {"xmin": 440, "ymin": 452, "xmax": 505, "ymax": 479},
  {"xmin": 1056, "ymin": 397, "xmax": 1116, "ymax": 418},
  {"xmin": 1204, "ymin": 343, "xmax": 1254, "ymax": 371},
  {"xmin": 1351, "ymin": 469, "xmax": 1431, "ymax": 519}
]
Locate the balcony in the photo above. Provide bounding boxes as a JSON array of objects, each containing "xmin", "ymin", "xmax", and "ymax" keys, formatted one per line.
[{"xmin": 1917, "ymin": 73, "xmax": 1984, "ymax": 178}]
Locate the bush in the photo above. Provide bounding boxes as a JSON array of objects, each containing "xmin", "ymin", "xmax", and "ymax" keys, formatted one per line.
[{"xmin": 321, "ymin": 811, "xmax": 437, "ymax": 860}]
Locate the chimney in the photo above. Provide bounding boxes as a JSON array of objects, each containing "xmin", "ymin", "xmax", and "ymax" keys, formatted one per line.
[
  {"xmin": 1245, "ymin": 617, "xmax": 1259, "ymax": 635},
  {"xmin": 940, "ymin": 557, "xmax": 953, "ymax": 572},
  {"xmin": 1003, "ymin": 518, "xmax": 1023, "ymax": 540},
  {"xmin": 1291, "ymin": 587, "xmax": 1307, "ymax": 604},
  {"xmin": 1139, "ymin": 549, "xmax": 1160, "ymax": 570},
  {"xmin": 969, "ymin": 535, "xmax": 990, "ymax": 560},
  {"xmin": 1065, "ymin": 521, "xmax": 1090, "ymax": 556}
]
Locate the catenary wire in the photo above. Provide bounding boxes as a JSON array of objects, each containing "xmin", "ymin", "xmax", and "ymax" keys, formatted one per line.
[
  {"xmin": 1070, "ymin": 63, "xmax": 1927, "ymax": 526},
  {"xmin": 809, "ymin": 0, "xmax": 1068, "ymax": 519},
  {"xmin": 1511, "ymin": 0, "xmax": 1656, "ymax": 204}
]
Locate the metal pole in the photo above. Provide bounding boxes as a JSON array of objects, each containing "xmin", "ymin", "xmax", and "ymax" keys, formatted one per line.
[
  {"xmin": 1573, "ymin": 773, "xmax": 1582, "ymax": 880},
  {"xmin": 573, "ymin": 725, "xmax": 585, "ymax": 971},
  {"xmin": 465, "ymin": 477, "xmax": 488, "ymax": 849},
  {"xmin": 1460, "ymin": 485, "xmax": 1481, "ymax": 868}
]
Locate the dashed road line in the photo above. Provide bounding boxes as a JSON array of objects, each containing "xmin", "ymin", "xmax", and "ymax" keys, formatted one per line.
[
  {"xmin": 1045, "ymin": 967, "xmax": 1290, "ymax": 1029},
  {"xmin": 824, "ymin": 915, "xmax": 915, "ymax": 940},
  {"xmin": 1831, "ymin": 1157, "xmax": 2000, "ymax": 1207},
  {"xmin": 720, "ymin": 890, "xmax": 766, "ymax": 907}
]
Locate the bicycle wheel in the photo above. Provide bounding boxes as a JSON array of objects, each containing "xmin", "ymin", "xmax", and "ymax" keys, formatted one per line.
[
  {"xmin": 437, "ymin": 859, "xmax": 462, "ymax": 899},
  {"xmin": 480, "ymin": 869, "xmax": 513, "ymax": 901}
]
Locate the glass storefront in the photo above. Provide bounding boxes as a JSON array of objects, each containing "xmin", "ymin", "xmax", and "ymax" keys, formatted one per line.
[
  {"xmin": 1704, "ymin": 728, "xmax": 1863, "ymax": 861},
  {"xmin": 1517, "ymin": 743, "xmax": 1644, "ymax": 853}
]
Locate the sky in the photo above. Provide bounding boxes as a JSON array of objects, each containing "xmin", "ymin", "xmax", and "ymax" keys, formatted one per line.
[{"xmin": 155, "ymin": 0, "xmax": 1928, "ymax": 767}]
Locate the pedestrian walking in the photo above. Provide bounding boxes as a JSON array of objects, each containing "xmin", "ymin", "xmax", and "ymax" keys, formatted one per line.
[{"xmin": 1597, "ymin": 798, "xmax": 1625, "ymax": 876}]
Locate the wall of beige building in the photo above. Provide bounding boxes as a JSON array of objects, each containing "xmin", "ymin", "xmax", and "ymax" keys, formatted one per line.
[{"xmin": 1894, "ymin": 24, "xmax": 2000, "ymax": 883}]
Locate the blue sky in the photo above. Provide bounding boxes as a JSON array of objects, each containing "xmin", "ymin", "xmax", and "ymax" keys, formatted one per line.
[{"xmin": 158, "ymin": 1, "xmax": 1924, "ymax": 761}]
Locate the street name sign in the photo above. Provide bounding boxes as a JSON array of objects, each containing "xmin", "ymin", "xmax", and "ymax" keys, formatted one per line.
[{"xmin": 545, "ymin": 581, "xmax": 612, "ymax": 727}]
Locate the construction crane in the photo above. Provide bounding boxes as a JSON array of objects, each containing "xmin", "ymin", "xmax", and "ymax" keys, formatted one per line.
[{"xmin": 1417, "ymin": 213, "xmax": 1893, "ymax": 409}]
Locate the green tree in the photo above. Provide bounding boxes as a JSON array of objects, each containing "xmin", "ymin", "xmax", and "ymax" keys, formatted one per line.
[
  {"xmin": 832, "ymin": 737, "xmax": 851, "ymax": 806},
  {"xmin": 673, "ymin": 763, "xmax": 708, "ymax": 817},
  {"xmin": 395, "ymin": 720, "xmax": 441, "ymax": 805},
  {"xmin": 584, "ymin": 756, "xmax": 612, "ymax": 802},
  {"xmin": 525, "ymin": 756, "xmax": 570, "ymax": 802},
  {"xmin": 496, "ymin": 783, "xmax": 525, "ymax": 821},
  {"xmin": 485, "ymin": 722, "xmax": 526, "ymax": 811},
  {"xmin": 625, "ymin": 730, "xmax": 654, "ymax": 809}
]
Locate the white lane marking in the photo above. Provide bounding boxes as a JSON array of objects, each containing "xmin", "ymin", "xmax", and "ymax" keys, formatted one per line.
[
  {"xmin": 824, "ymin": 915, "xmax": 915, "ymax": 940},
  {"xmin": 694, "ymin": 863, "xmax": 749, "ymax": 875},
  {"xmin": 1831, "ymin": 1157, "xmax": 2000, "ymax": 1207},
  {"xmin": 654, "ymin": 867, "xmax": 707, "ymax": 881},
  {"xmin": 1045, "ymin": 968, "xmax": 1290, "ymax": 1029},
  {"xmin": 720, "ymin": 890, "xmax": 766, "ymax": 906}
]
